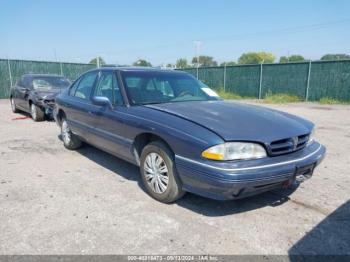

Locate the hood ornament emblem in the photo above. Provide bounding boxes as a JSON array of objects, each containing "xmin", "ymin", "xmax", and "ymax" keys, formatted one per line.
[{"xmin": 292, "ymin": 137, "xmax": 298, "ymax": 150}]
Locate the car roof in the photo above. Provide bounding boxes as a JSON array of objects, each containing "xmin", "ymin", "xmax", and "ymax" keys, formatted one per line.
[
  {"xmin": 22, "ymin": 73, "xmax": 65, "ymax": 78},
  {"xmin": 88, "ymin": 67, "xmax": 187, "ymax": 74}
]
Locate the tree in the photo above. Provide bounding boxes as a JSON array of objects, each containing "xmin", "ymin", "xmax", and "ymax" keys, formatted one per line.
[
  {"xmin": 89, "ymin": 57, "xmax": 106, "ymax": 66},
  {"xmin": 133, "ymin": 59, "xmax": 152, "ymax": 67},
  {"xmin": 220, "ymin": 61, "xmax": 236, "ymax": 66},
  {"xmin": 279, "ymin": 56, "xmax": 288, "ymax": 63},
  {"xmin": 321, "ymin": 54, "xmax": 350, "ymax": 61},
  {"xmin": 238, "ymin": 52, "xmax": 275, "ymax": 64},
  {"xmin": 279, "ymin": 55, "xmax": 306, "ymax": 63},
  {"xmin": 176, "ymin": 58, "xmax": 189, "ymax": 69},
  {"xmin": 191, "ymin": 56, "xmax": 218, "ymax": 67}
]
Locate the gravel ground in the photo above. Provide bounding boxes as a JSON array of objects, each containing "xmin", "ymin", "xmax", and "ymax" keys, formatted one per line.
[{"xmin": 0, "ymin": 99, "xmax": 349, "ymax": 255}]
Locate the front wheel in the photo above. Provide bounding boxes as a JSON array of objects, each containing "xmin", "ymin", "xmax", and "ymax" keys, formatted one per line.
[
  {"xmin": 140, "ymin": 141, "xmax": 185, "ymax": 203},
  {"xmin": 61, "ymin": 119, "xmax": 82, "ymax": 150},
  {"xmin": 30, "ymin": 103, "xmax": 44, "ymax": 121}
]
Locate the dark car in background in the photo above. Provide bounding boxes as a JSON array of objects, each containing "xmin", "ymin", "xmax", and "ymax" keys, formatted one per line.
[
  {"xmin": 10, "ymin": 74, "xmax": 71, "ymax": 121},
  {"xmin": 53, "ymin": 68, "xmax": 326, "ymax": 203}
]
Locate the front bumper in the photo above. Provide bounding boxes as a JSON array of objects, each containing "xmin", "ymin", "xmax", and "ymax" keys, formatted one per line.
[
  {"xmin": 175, "ymin": 142, "xmax": 326, "ymax": 200},
  {"xmin": 36, "ymin": 100, "xmax": 55, "ymax": 118}
]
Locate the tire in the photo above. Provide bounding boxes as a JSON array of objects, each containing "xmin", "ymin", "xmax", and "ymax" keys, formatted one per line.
[
  {"xmin": 10, "ymin": 97, "xmax": 19, "ymax": 113},
  {"xmin": 61, "ymin": 118, "xmax": 82, "ymax": 150},
  {"xmin": 30, "ymin": 103, "xmax": 44, "ymax": 122},
  {"xmin": 140, "ymin": 141, "xmax": 185, "ymax": 203}
]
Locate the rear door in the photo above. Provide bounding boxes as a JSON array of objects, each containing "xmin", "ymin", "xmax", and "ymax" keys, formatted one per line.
[{"xmin": 63, "ymin": 71, "xmax": 99, "ymax": 141}]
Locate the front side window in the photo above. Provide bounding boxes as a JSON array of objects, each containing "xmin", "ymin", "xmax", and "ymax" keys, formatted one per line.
[
  {"xmin": 73, "ymin": 71, "xmax": 98, "ymax": 99},
  {"xmin": 22, "ymin": 76, "xmax": 32, "ymax": 88},
  {"xmin": 94, "ymin": 72, "xmax": 123, "ymax": 106},
  {"xmin": 16, "ymin": 78, "xmax": 24, "ymax": 87},
  {"xmin": 121, "ymin": 71, "xmax": 221, "ymax": 105},
  {"xmin": 69, "ymin": 78, "xmax": 81, "ymax": 96}
]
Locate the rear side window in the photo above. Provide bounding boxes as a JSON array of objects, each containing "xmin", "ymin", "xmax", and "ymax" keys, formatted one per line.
[{"xmin": 72, "ymin": 71, "xmax": 98, "ymax": 99}]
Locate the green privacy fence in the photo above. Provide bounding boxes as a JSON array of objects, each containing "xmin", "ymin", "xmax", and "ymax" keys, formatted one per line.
[
  {"xmin": 0, "ymin": 59, "xmax": 96, "ymax": 98},
  {"xmin": 180, "ymin": 60, "xmax": 350, "ymax": 101},
  {"xmin": 1, "ymin": 58, "xmax": 350, "ymax": 101}
]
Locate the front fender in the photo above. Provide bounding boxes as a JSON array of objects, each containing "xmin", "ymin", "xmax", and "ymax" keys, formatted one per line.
[{"xmin": 122, "ymin": 106, "xmax": 224, "ymax": 161}]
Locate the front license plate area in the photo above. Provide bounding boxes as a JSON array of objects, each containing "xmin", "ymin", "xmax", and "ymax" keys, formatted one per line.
[{"xmin": 295, "ymin": 163, "xmax": 315, "ymax": 182}]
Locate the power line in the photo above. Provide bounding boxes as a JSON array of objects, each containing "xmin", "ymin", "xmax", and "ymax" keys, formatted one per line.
[
  {"xmin": 101, "ymin": 18, "xmax": 350, "ymax": 55},
  {"xmin": 198, "ymin": 18, "xmax": 350, "ymax": 42}
]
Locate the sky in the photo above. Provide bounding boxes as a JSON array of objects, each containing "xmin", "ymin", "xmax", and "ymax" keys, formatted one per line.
[{"xmin": 0, "ymin": 0, "xmax": 349, "ymax": 65}]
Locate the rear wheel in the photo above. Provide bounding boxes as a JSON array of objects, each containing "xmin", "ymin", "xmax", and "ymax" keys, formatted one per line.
[
  {"xmin": 30, "ymin": 103, "xmax": 44, "ymax": 122},
  {"xmin": 10, "ymin": 97, "xmax": 19, "ymax": 113},
  {"xmin": 61, "ymin": 119, "xmax": 82, "ymax": 150},
  {"xmin": 140, "ymin": 141, "xmax": 185, "ymax": 203}
]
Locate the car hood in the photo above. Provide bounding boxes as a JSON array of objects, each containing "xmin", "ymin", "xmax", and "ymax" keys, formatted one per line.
[
  {"xmin": 34, "ymin": 89, "xmax": 61, "ymax": 100},
  {"xmin": 145, "ymin": 101, "xmax": 313, "ymax": 143}
]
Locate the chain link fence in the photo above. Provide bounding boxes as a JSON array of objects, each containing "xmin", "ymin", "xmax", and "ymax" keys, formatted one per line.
[{"xmin": 180, "ymin": 60, "xmax": 350, "ymax": 101}]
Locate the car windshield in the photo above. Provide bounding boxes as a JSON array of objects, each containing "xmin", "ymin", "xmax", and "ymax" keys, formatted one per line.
[
  {"xmin": 120, "ymin": 71, "xmax": 221, "ymax": 105},
  {"xmin": 32, "ymin": 76, "xmax": 71, "ymax": 91}
]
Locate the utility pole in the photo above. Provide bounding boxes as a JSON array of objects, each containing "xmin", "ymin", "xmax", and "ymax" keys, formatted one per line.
[
  {"xmin": 305, "ymin": 60, "xmax": 312, "ymax": 101},
  {"xmin": 7, "ymin": 58, "xmax": 13, "ymax": 87},
  {"xmin": 60, "ymin": 62, "xmax": 63, "ymax": 76},
  {"xmin": 259, "ymin": 60, "xmax": 264, "ymax": 99},
  {"xmin": 54, "ymin": 49, "xmax": 58, "ymax": 62},
  {"xmin": 223, "ymin": 62, "xmax": 227, "ymax": 92},
  {"xmin": 193, "ymin": 40, "xmax": 202, "ymax": 79}
]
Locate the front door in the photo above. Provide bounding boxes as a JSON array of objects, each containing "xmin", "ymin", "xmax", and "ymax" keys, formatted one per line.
[{"xmin": 90, "ymin": 71, "xmax": 133, "ymax": 161}]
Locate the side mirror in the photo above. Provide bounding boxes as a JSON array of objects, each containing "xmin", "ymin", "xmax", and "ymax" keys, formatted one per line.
[{"xmin": 91, "ymin": 96, "xmax": 112, "ymax": 108}]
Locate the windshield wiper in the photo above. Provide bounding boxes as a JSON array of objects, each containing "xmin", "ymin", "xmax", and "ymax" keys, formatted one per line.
[{"xmin": 139, "ymin": 102, "xmax": 165, "ymax": 105}]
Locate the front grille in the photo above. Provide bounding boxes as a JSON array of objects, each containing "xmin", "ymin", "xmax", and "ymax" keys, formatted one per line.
[{"xmin": 268, "ymin": 134, "xmax": 309, "ymax": 156}]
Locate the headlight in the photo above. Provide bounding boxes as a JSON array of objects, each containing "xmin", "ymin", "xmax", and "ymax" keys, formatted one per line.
[
  {"xmin": 307, "ymin": 129, "xmax": 315, "ymax": 145},
  {"xmin": 201, "ymin": 142, "xmax": 267, "ymax": 161}
]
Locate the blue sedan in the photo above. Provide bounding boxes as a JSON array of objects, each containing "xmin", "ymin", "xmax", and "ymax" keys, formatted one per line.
[{"xmin": 53, "ymin": 67, "xmax": 326, "ymax": 203}]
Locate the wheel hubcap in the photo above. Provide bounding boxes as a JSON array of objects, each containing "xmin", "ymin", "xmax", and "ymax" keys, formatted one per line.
[
  {"xmin": 61, "ymin": 121, "xmax": 71, "ymax": 144},
  {"xmin": 31, "ymin": 104, "xmax": 36, "ymax": 119},
  {"xmin": 144, "ymin": 152, "xmax": 169, "ymax": 194}
]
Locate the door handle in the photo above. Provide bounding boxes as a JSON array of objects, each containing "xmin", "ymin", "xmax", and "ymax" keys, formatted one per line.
[
  {"xmin": 62, "ymin": 102, "xmax": 72, "ymax": 108},
  {"xmin": 88, "ymin": 110, "xmax": 102, "ymax": 116}
]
